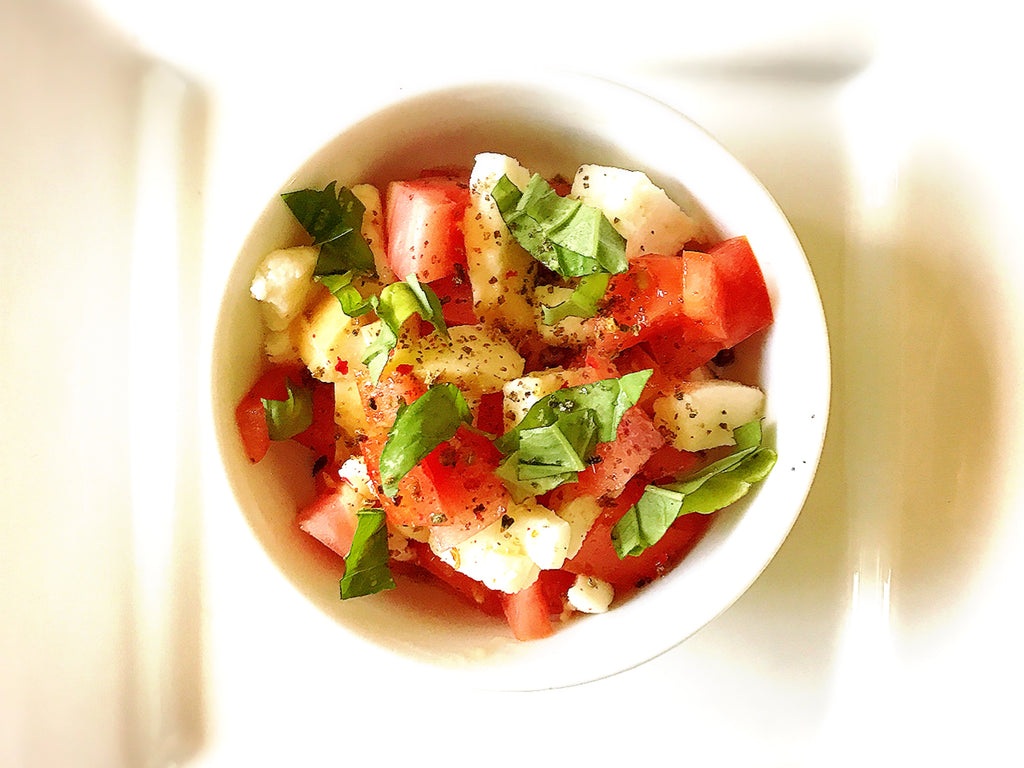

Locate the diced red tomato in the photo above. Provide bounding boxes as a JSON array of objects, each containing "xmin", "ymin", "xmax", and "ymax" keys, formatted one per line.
[
  {"xmin": 573, "ymin": 407, "xmax": 664, "ymax": 499},
  {"xmin": 564, "ymin": 479, "xmax": 713, "ymax": 589},
  {"xmin": 355, "ymin": 368, "xmax": 427, "ymax": 440},
  {"xmin": 643, "ymin": 334, "xmax": 723, "ymax": 381},
  {"xmin": 578, "ymin": 349, "xmax": 620, "ymax": 382},
  {"xmin": 537, "ymin": 568, "xmax": 576, "ymax": 614},
  {"xmin": 355, "ymin": 371, "xmax": 508, "ymax": 538},
  {"xmin": 421, "ymin": 427, "xmax": 510, "ymax": 550},
  {"xmin": 385, "ymin": 176, "xmax": 470, "ymax": 283},
  {"xmin": 235, "ymin": 393, "xmax": 269, "ymax": 463},
  {"xmin": 547, "ymin": 175, "xmax": 573, "ymax": 197},
  {"xmin": 407, "ymin": 541, "xmax": 504, "ymax": 617},
  {"xmin": 428, "ymin": 272, "xmax": 478, "ymax": 326},
  {"xmin": 355, "ymin": 369, "xmax": 444, "ymax": 526},
  {"xmin": 681, "ymin": 236, "xmax": 773, "ymax": 349},
  {"xmin": 295, "ymin": 485, "xmax": 361, "ymax": 559},
  {"xmin": 611, "ymin": 344, "xmax": 671, "ymax": 412},
  {"xmin": 235, "ymin": 364, "xmax": 324, "ymax": 463},
  {"xmin": 638, "ymin": 444, "xmax": 703, "ymax": 484},
  {"xmin": 501, "ymin": 579, "xmax": 555, "ymax": 640},
  {"xmin": 475, "ymin": 391, "xmax": 505, "ymax": 436},
  {"xmin": 291, "ymin": 379, "xmax": 338, "ymax": 461},
  {"xmin": 593, "ymin": 254, "xmax": 689, "ymax": 354},
  {"xmin": 593, "ymin": 242, "xmax": 771, "ymax": 377}
]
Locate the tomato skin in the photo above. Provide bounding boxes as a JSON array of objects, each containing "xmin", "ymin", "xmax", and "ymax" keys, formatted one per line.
[
  {"xmin": 475, "ymin": 391, "xmax": 505, "ymax": 436},
  {"xmin": 407, "ymin": 541, "xmax": 504, "ymax": 617},
  {"xmin": 682, "ymin": 236, "xmax": 773, "ymax": 349},
  {"xmin": 428, "ymin": 273, "xmax": 478, "ymax": 326},
  {"xmin": 235, "ymin": 364, "xmax": 320, "ymax": 463},
  {"xmin": 236, "ymin": 393, "xmax": 269, "ymax": 463},
  {"xmin": 564, "ymin": 480, "xmax": 713, "ymax": 589},
  {"xmin": 421, "ymin": 427, "xmax": 510, "ymax": 550},
  {"xmin": 501, "ymin": 579, "xmax": 555, "ymax": 640},
  {"xmin": 291, "ymin": 379, "xmax": 338, "ymax": 461},
  {"xmin": 594, "ymin": 254, "xmax": 688, "ymax": 354},
  {"xmin": 643, "ymin": 332, "xmax": 723, "ymax": 381},
  {"xmin": 593, "ymin": 241, "xmax": 772, "ymax": 376},
  {"xmin": 385, "ymin": 176, "xmax": 470, "ymax": 283},
  {"xmin": 295, "ymin": 485, "xmax": 360, "ymax": 559},
  {"xmin": 638, "ymin": 443, "xmax": 702, "ymax": 484},
  {"xmin": 573, "ymin": 406, "xmax": 664, "ymax": 499}
]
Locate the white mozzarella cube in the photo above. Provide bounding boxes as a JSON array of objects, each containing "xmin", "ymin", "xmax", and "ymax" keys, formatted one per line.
[
  {"xmin": 430, "ymin": 516, "xmax": 540, "ymax": 594},
  {"xmin": 567, "ymin": 574, "xmax": 615, "ymax": 614},
  {"xmin": 571, "ymin": 165, "xmax": 702, "ymax": 259},
  {"xmin": 501, "ymin": 368, "xmax": 574, "ymax": 430},
  {"xmin": 534, "ymin": 284, "xmax": 592, "ymax": 347},
  {"xmin": 507, "ymin": 499, "xmax": 571, "ymax": 570},
  {"xmin": 652, "ymin": 379, "xmax": 766, "ymax": 451},
  {"xmin": 464, "ymin": 153, "xmax": 538, "ymax": 337},
  {"xmin": 555, "ymin": 495, "xmax": 603, "ymax": 559},
  {"xmin": 249, "ymin": 245, "xmax": 320, "ymax": 331},
  {"xmin": 388, "ymin": 323, "xmax": 525, "ymax": 396}
]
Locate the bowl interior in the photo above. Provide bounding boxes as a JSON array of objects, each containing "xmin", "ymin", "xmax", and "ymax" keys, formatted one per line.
[{"xmin": 211, "ymin": 74, "xmax": 830, "ymax": 690}]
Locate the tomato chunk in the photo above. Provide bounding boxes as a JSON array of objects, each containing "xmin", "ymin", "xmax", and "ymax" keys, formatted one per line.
[
  {"xmin": 573, "ymin": 407, "xmax": 664, "ymax": 499},
  {"xmin": 681, "ymin": 236, "xmax": 773, "ymax": 349},
  {"xmin": 291, "ymin": 378, "xmax": 339, "ymax": 462},
  {"xmin": 235, "ymin": 364, "xmax": 323, "ymax": 463},
  {"xmin": 407, "ymin": 541, "xmax": 504, "ymax": 617},
  {"xmin": 501, "ymin": 579, "xmax": 554, "ymax": 641},
  {"xmin": 385, "ymin": 176, "xmax": 470, "ymax": 283},
  {"xmin": 428, "ymin": 272, "xmax": 478, "ymax": 326},
  {"xmin": 564, "ymin": 480, "xmax": 712, "ymax": 589},
  {"xmin": 421, "ymin": 427, "xmax": 510, "ymax": 550},
  {"xmin": 295, "ymin": 485, "xmax": 361, "ymax": 559}
]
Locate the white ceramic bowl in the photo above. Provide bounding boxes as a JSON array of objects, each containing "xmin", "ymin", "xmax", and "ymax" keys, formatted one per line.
[{"xmin": 211, "ymin": 72, "xmax": 830, "ymax": 690}]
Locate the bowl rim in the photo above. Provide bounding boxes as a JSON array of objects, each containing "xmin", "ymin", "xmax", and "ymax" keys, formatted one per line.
[{"xmin": 210, "ymin": 70, "xmax": 832, "ymax": 690}]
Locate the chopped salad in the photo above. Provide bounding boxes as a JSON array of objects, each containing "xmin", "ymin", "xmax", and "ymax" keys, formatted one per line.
[{"xmin": 236, "ymin": 153, "xmax": 776, "ymax": 640}]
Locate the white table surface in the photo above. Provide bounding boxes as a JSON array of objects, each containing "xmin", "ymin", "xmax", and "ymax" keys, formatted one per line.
[{"xmin": 4, "ymin": 1, "xmax": 1024, "ymax": 765}]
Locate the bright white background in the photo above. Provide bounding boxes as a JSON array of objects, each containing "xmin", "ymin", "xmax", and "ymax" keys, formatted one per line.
[{"xmin": 3, "ymin": 0, "xmax": 1023, "ymax": 765}]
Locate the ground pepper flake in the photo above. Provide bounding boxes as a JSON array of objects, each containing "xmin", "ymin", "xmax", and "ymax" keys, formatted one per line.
[{"xmin": 334, "ymin": 358, "xmax": 349, "ymax": 374}]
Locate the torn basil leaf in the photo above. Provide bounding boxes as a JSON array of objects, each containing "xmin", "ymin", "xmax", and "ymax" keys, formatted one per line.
[
  {"xmin": 611, "ymin": 420, "xmax": 777, "ymax": 558},
  {"xmin": 282, "ymin": 182, "xmax": 376, "ymax": 275},
  {"xmin": 494, "ymin": 452, "xmax": 576, "ymax": 503},
  {"xmin": 339, "ymin": 509, "xmax": 396, "ymax": 599},
  {"xmin": 540, "ymin": 273, "xmax": 611, "ymax": 325},
  {"xmin": 261, "ymin": 380, "xmax": 313, "ymax": 440},
  {"xmin": 495, "ymin": 369, "xmax": 652, "ymax": 455},
  {"xmin": 317, "ymin": 270, "xmax": 378, "ymax": 317},
  {"xmin": 378, "ymin": 383, "xmax": 472, "ymax": 498},
  {"xmin": 361, "ymin": 275, "xmax": 449, "ymax": 382},
  {"xmin": 493, "ymin": 174, "xmax": 627, "ymax": 278},
  {"xmin": 495, "ymin": 370, "xmax": 650, "ymax": 497}
]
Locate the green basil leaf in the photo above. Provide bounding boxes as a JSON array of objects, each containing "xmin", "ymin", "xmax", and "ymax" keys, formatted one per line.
[
  {"xmin": 540, "ymin": 272, "xmax": 611, "ymax": 325},
  {"xmin": 317, "ymin": 271, "xmax": 378, "ymax": 317},
  {"xmin": 261, "ymin": 380, "xmax": 313, "ymax": 440},
  {"xmin": 611, "ymin": 420, "xmax": 777, "ymax": 558},
  {"xmin": 519, "ymin": 408, "xmax": 596, "ymax": 472},
  {"xmin": 339, "ymin": 509, "xmax": 396, "ymax": 599},
  {"xmin": 493, "ymin": 174, "xmax": 627, "ymax": 278},
  {"xmin": 494, "ymin": 452, "xmax": 577, "ymax": 503},
  {"xmin": 378, "ymin": 383, "xmax": 472, "ymax": 498},
  {"xmin": 361, "ymin": 275, "xmax": 449, "ymax": 382},
  {"xmin": 495, "ymin": 369, "xmax": 652, "ymax": 455},
  {"xmin": 495, "ymin": 373, "xmax": 648, "ymax": 497},
  {"xmin": 282, "ymin": 182, "xmax": 375, "ymax": 275}
]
